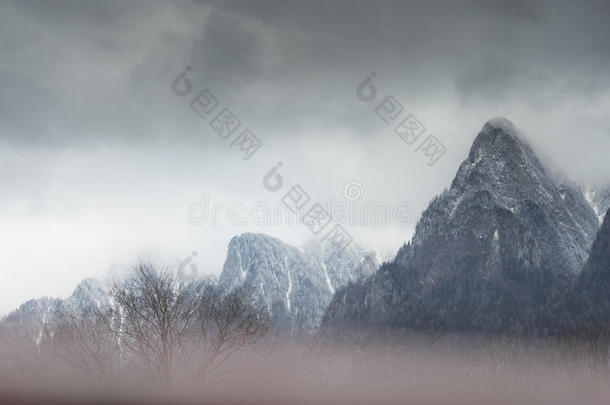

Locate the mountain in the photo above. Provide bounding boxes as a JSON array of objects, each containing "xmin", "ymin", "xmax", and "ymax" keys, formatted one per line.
[
  {"xmin": 0, "ymin": 297, "xmax": 61, "ymax": 353},
  {"xmin": 562, "ymin": 208, "xmax": 610, "ymax": 326},
  {"xmin": 323, "ymin": 118, "xmax": 599, "ymax": 335},
  {"xmin": 585, "ymin": 185, "xmax": 610, "ymax": 224},
  {"xmin": 65, "ymin": 278, "xmax": 110, "ymax": 310},
  {"xmin": 218, "ymin": 233, "xmax": 378, "ymax": 333},
  {"xmin": 2, "ymin": 230, "xmax": 378, "ymax": 340},
  {"xmin": 0, "ymin": 278, "xmax": 108, "ymax": 351}
]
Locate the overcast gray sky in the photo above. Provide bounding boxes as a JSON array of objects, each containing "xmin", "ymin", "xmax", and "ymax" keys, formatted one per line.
[{"xmin": 1, "ymin": 0, "xmax": 609, "ymax": 314}]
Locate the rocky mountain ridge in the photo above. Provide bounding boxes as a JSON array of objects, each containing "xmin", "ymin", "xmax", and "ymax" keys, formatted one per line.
[
  {"xmin": 0, "ymin": 278, "xmax": 109, "ymax": 351},
  {"xmin": 219, "ymin": 233, "xmax": 379, "ymax": 332},
  {"xmin": 322, "ymin": 118, "xmax": 600, "ymax": 335}
]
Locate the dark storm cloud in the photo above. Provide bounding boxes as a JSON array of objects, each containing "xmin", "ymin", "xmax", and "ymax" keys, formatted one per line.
[
  {"xmin": 454, "ymin": 2, "xmax": 610, "ymax": 107},
  {"xmin": 1, "ymin": 0, "xmax": 610, "ymax": 147},
  {"xmin": 0, "ymin": 0, "xmax": 209, "ymax": 146}
]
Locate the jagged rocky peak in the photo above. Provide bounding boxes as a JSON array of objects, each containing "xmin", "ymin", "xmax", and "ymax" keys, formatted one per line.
[
  {"xmin": 219, "ymin": 232, "xmax": 329, "ymax": 332},
  {"xmin": 0, "ymin": 278, "xmax": 112, "ymax": 348},
  {"xmin": 454, "ymin": 117, "xmax": 600, "ymax": 271},
  {"xmin": 219, "ymin": 232, "xmax": 380, "ymax": 333},
  {"xmin": 219, "ymin": 232, "xmax": 303, "ymax": 291},
  {"xmin": 302, "ymin": 238, "xmax": 378, "ymax": 292},
  {"xmin": 594, "ymin": 187, "xmax": 610, "ymax": 218},
  {"xmin": 325, "ymin": 118, "xmax": 600, "ymax": 335},
  {"xmin": 453, "ymin": 118, "xmax": 548, "ymax": 193},
  {"xmin": 584, "ymin": 184, "xmax": 610, "ymax": 223},
  {"xmin": 66, "ymin": 278, "xmax": 109, "ymax": 310},
  {"xmin": 405, "ymin": 118, "xmax": 598, "ymax": 272},
  {"xmin": 4, "ymin": 297, "xmax": 60, "ymax": 324},
  {"xmin": 0, "ymin": 297, "xmax": 62, "ymax": 350},
  {"xmin": 469, "ymin": 117, "xmax": 525, "ymax": 156}
]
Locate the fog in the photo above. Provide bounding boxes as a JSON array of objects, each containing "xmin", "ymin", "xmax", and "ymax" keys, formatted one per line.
[{"xmin": 1, "ymin": 335, "xmax": 610, "ymax": 404}]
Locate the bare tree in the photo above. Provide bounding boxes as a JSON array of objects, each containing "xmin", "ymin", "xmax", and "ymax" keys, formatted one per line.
[
  {"xmin": 109, "ymin": 262, "xmax": 267, "ymax": 387},
  {"xmin": 32, "ymin": 262, "xmax": 267, "ymax": 388},
  {"xmin": 108, "ymin": 262, "xmax": 203, "ymax": 386},
  {"xmin": 177, "ymin": 284, "xmax": 268, "ymax": 382},
  {"xmin": 41, "ymin": 304, "xmax": 119, "ymax": 383}
]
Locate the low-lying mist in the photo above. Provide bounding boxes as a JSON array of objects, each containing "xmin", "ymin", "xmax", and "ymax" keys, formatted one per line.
[{"xmin": 1, "ymin": 333, "xmax": 609, "ymax": 405}]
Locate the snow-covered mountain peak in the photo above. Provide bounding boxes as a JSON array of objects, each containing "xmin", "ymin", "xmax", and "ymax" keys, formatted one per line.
[
  {"xmin": 66, "ymin": 278, "xmax": 109, "ymax": 310},
  {"xmin": 219, "ymin": 233, "xmax": 379, "ymax": 332},
  {"xmin": 324, "ymin": 118, "xmax": 600, "ymax": 335},
  {"xmin": 584, "ymin": 184, "xmax": 610, "ymax": 224},
  {"xmin": 466, "ymin": 118, "xmax": 539, "ymax": 176},
  {"xmin": 484, "ymin": 116, "xmax": 519, "ymax": 135}
]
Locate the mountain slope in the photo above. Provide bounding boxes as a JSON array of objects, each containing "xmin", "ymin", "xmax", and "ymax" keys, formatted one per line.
[
  {"xmin": 585, "ymin": 185, "xmax": 610, "ymax": 224},
  {"xmin": 323, "ymin": 118, "xmax": 599, "ymax": 335},
  {"xmin": 219, "ymin": 233, "xmax": 378, "ymax": 332},
  {"xmin": 0, "ymin": 279, "xmax": 108, "ymax": 351},
  {"xmin": 563, "ymin": 208, "xmax": 610, "ymax": 326}
]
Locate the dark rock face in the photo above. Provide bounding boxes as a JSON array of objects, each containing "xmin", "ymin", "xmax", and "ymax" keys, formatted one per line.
[
  {"xmin": 218, "ymin": 233, "xmax": 378, "ymax": 333},
  {"xmin": 66, "ymin": 278, "xmax": 110, "ymax": 310},
  {"xmin": 579, "ymin": 209, "xmax": 610, "ymax": 298},
  {"xmin": 323, "ymin": 118, "xmax": 599, "ymax": 335},
  {"xmin": 564, "ymin": 209, "xmax": 610, "ymax": 325}
]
